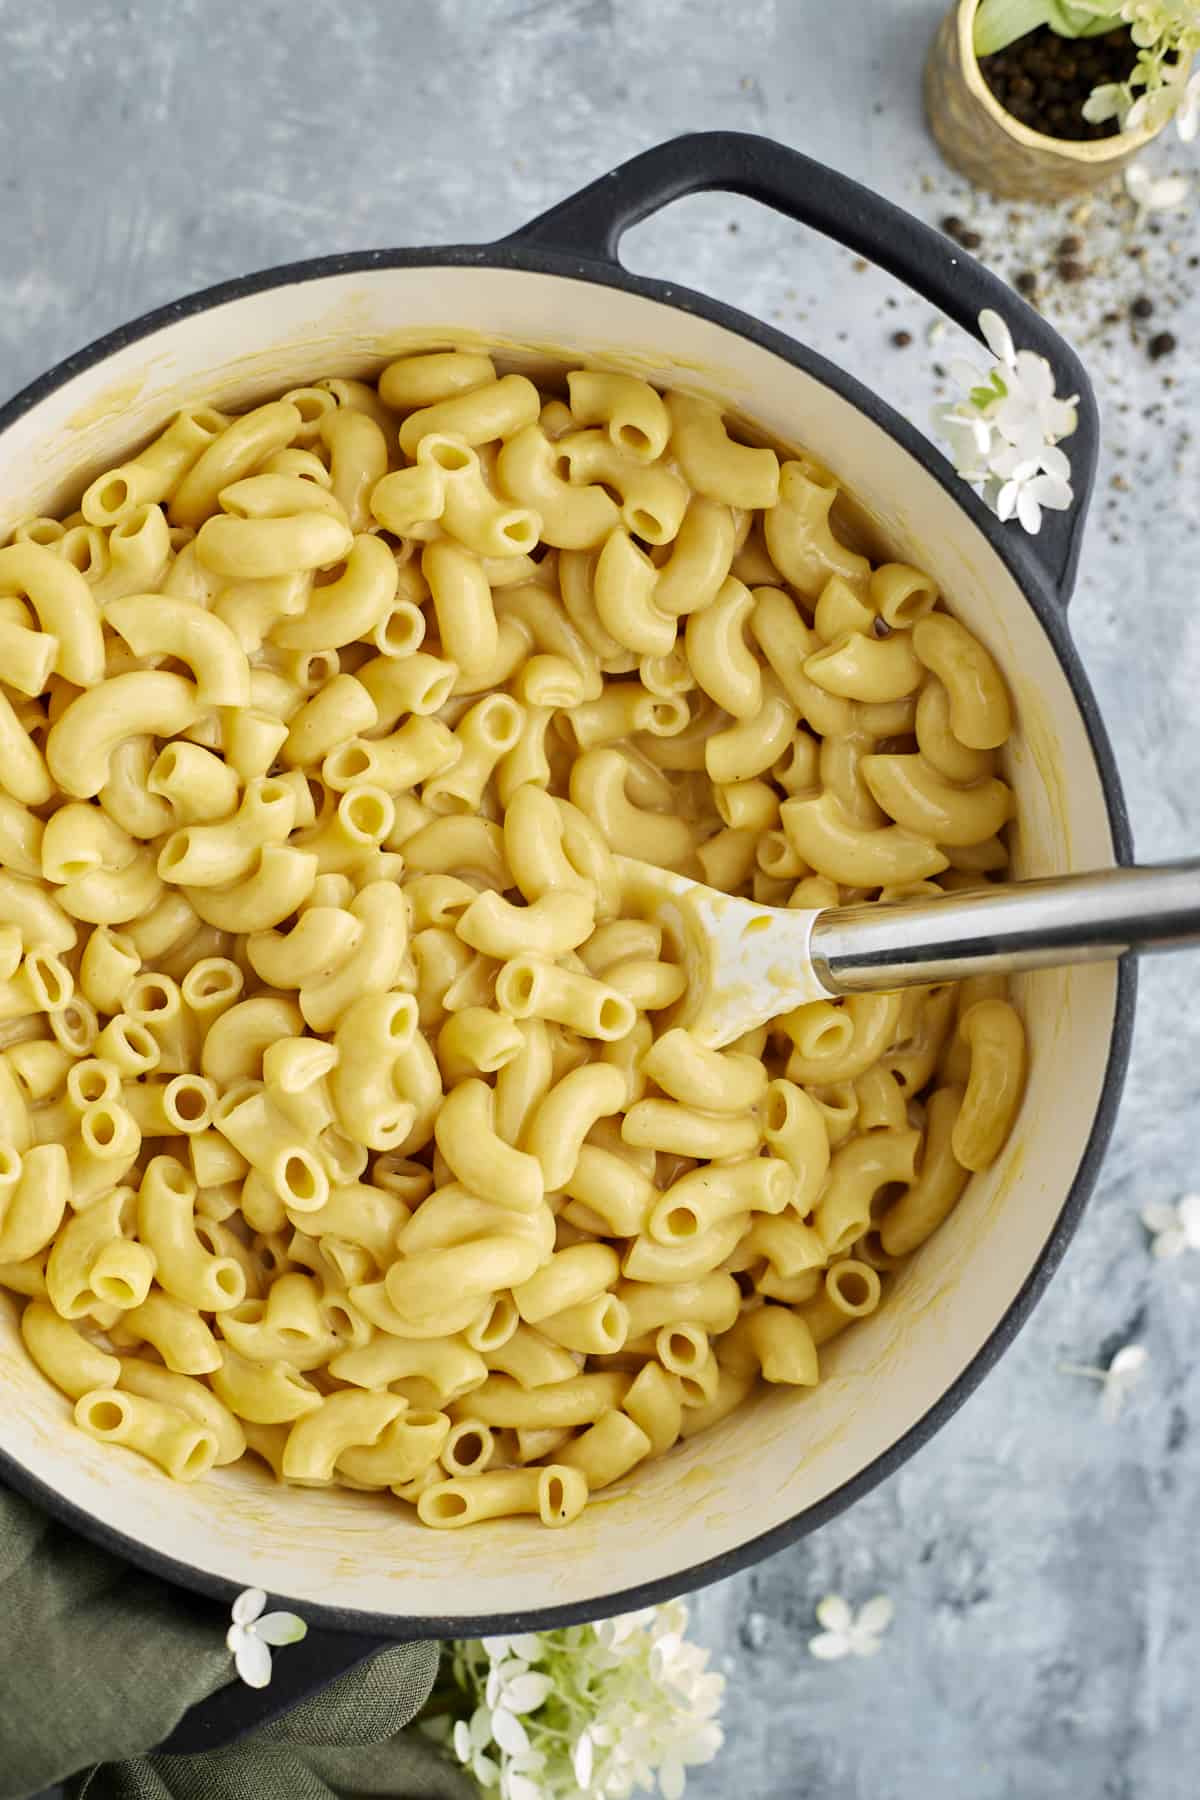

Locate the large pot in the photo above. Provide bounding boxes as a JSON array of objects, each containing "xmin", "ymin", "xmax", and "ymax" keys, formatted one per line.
[{"xmin": 0, "ymin": 133, "xmax": 1132, "ymax": 1676}]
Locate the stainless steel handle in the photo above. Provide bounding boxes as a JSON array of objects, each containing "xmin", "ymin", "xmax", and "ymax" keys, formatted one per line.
[{"xmin": 809, "ymin": 859, "xmax": 1200, "ymax": 994}]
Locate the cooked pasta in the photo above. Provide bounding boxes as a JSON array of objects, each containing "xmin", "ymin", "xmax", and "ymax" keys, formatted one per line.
[{"xmin": 0, "ymin": 352, "xmax": 1027, "ymax": 1529}]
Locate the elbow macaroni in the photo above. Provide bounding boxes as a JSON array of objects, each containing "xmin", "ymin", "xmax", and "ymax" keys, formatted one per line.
[{"xmin": 0, "ymin": 351, "xmax": 1026, "ymax": 1529}]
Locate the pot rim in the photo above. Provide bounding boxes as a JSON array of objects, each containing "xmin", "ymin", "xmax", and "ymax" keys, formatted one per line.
[
  {"xmin": 953, "ymin": 0, "xmax": 1164, "ymax": 162},
  {"xmin": 0, "ymin": 240, "xmax": 1137, "ymax": 1638}
]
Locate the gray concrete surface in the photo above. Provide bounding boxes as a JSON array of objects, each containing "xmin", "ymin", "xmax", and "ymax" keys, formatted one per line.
[{"xmin": 2, "ymin": 3, "xmax": 1198, "ymax": 1796}]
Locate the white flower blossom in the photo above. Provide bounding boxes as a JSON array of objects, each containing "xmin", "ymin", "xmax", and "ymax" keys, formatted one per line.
[
  {"xmin": 1059, "ymin": 1342, "xmax": 1150, "ymax": 1419},
  {"xmin": 225, "ymin": 1587, "xmax": 307, "ymax": 1689},
  {"xmin": 1124, "ymin": 161, "xmax": 1193, "ymax": 211},
  {"xmin": 808, "ymin": 1593, "xmax": 894, "ymax": 1661},
  {"xmin": 1082, "ymin": 2, "xmax": 1200, "ymax": 136},
  {"xmin": 443, "ymin": 1604, "xmax": 725, "ymax": 1799},
  {"xmin": 935, "ymin": 308, "xmax": 1076, "ymax": 535},
  {"xmin": 1141, "ymin": 1191, "xmax": 1200, "ymax": 1257}
]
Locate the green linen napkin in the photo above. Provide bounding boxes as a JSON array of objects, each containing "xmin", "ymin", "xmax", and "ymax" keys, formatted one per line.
[{"xmin": 0, "ymin": 1484, "xmax": 471, "ymax": 1800}]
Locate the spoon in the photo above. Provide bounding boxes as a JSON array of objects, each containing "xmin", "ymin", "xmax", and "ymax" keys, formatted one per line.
[{"xmin": 617, "ymin": 855, "xmax": 1200, "ymax": 1049}]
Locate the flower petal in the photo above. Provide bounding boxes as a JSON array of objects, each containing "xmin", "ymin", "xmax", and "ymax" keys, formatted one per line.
[
  {"xmin": 470, "ymin": 1705, "xmax": 494, "ymax": 1752},
  {"xmin": 254, "ymin": 1610, "xmax": 307, "ymax": 1646},
  {"xmin": 1082, "ymin": 83, "xmax": 1123, "ymax": 123},
  {"xmin": 480, "ymin": 1635, "xmax": 511, "ymax": 1658},
  {"xmin": 231, "ymin": 1587, "xmax": 266, "ymax": 1626},
  {"xmin": 995, "ymin": 480, "xmax": 1019, "ymax": 524},
  {"xmin": 814, "ymin": 1594, "xmax": 852, "ymax": 1632},
  {"xmin": 978, "ymin": 309, "xmax": 1015, "ymax": 366},
  {"xmin": 808, "ymin": 1631, "xmax": 849, "ymax": 1660},
  {"xmin": 853, "ymin": 1632, "xmax": 886, "ymax": 1657},
  {"xmin": 661, "ymin": 1758, "xmax": 686, "ymax": 1800},
  {"xmin": 1153, "ymin": 1230, "xmax": 1186, "ymax": 1259},
  {"xmin": 234, "ymin": 1633, "xmax": 273, "ymax": 1689},
  {"xmin": 1177, "ymin": 1193, "xmax": 1200, "ymax": 1240},
  {"xmin": 507, "ymin": 1778, "xmax": 541, "ymax": 1800},
  {"xmin": 1038, "ymin": 444, "xmax": 1072, "ymax": 483},
  {"xmin": 574, "ymin": 1729, "xmax": 596, "ymax": 1788},
  {"xmin": 856, "ymin": 1594, "xmax": 895, "ymax": 1636},
  {"xmin": 1015, "ymin": 486, "xmax": 1043, "ymax": 534},
  {"xmin": 492, "ymin": 1706, "xmax": 530, "ymax": 1756},
  {"xmin": 506, "ymin": 1633, "xmax": 544, "ymax": 1661},
  {"xmin": 502, "ymin": 1672, "xmax": 553, "ymax": 1714},
  {"xmin": 1110, "ymin": 1344, "xmax": 1148, "ymax": 1379},
  {"xmin": 454, "ymin": 1720, "xmax": 473, "ymax": 1764},
  {"xmin": 1140, "ymin": 1201, "xmax": 1179, "ymax": 1233},
  {"xmin": 1027, "ymin": 474, "xmax": 1072, "ymax": 513}
]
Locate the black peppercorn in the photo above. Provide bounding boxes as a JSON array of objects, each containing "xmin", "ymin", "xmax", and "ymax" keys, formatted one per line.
[
  {"xmin": 890, "ymin": 330, "xmax": 913, "ymax": 348},
  {"xmin": 1131, "ymin": 296, "xmax": 1153, "ymax": 319},
  {"xmin": 1148, "ymin": 332, "xmax": 1176, "ymax": 360}
]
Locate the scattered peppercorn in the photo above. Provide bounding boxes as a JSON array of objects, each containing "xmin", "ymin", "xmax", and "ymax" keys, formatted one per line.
[
  {"xmin": 1057, "ymin": 258, "xmax": 1086, "ymax": 283},
  {"xmin": 1149, "ymin": 332, "xmax": 1176, "ymax": 360},
  {"xmin": 1015, "ymin": 269, "xmax": 1038, "ymax": 296},
  {"xmin": 1057, "ymin": 234, "xmax": 1083, "ymax": 257},
  {"xmin": 890, "ymin": 329, "xmax": 913, "ymax": 348},
  {"xmin": 1131, "ymin": 296, "xmax": 1154, "ymax": 319},
  {"xmin": 940, "ymin": 214, "xmax": 965, "ymax": 239},
  {"xmin": 958, "ymin": 227, "xmax": 983, "ymax": 250}
]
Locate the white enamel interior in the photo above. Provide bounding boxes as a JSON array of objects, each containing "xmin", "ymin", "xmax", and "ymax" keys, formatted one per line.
[{"xmin": 0, "ymin": 265, "xmax": 1119, "ymax": 1626}]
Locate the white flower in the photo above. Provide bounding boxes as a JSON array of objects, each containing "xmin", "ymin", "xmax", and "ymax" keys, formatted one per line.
[
  {"xmin": 935, "ymin": 309, "xmax": 1076, "ymax": 536},
  {"xmin": 933, "ymin": 403, "xmax": 995, "ymax": 482},
  {"xmin": 808, "ymin": 1593, "xmax": 894, "ymax": 1661},
  {"xmin": 444, "ymin": 1605, "xmax": 725, "ymax": 1799},
  {"xmin": 1141, "ymin": 1191, "xmax": 1200, "ymax": 1257},
  {"xmin": 225, "ymin": 1587, "xmax": 307, "ymax": 1689},
  {"xmin": 992, "ymin": 448, "xmax": 1074, "ymax": 534},
  {"xmin": 1082, "ymin": 81, "xmax": 1126, "ymax": 123},
  {"xmin": 1125, "ymin": 161, "xmax": 1192, "ymax": 211},
  {"xmin": 454, "ymin": 1708, "xmax": 501, "ymax": 1789},
  {"xmin": 1059, "ymin": 1343, "xmax": 1150, "ymax": 1420}
]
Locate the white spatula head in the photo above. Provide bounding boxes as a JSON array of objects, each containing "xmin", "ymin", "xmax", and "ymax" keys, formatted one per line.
[{"xmin": 616, "ymin": 856, "xmax": 832, "ymax": 1049}]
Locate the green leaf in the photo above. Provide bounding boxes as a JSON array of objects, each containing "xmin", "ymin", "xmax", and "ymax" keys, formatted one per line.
[
  {"xmin": 974, "ymin": 0, "xmax": 1057, "ymax": 54},
  {"xmin": 1048, "ymin": 2, "xmax": 1125, "ymax": 35},
  {"xmin": 974, "ymin": 0, "xmax": 1122, "ymax": 53}
]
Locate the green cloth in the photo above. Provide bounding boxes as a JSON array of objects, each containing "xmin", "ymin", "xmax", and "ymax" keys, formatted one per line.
[{"xmin": 0, "ymin": 1485, "xmax": 473, "ymax": 1800}]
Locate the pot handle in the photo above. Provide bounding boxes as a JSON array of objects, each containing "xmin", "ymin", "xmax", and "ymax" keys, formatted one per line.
[{"xmin": 504, "ymin": 131, "xmax": 1097, "ymax": 605}]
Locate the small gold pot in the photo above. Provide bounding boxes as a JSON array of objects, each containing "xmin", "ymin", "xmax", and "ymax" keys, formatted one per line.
[{"xmin": 925, "ymin": 0, "xmax": 1164, "ymax": 200}]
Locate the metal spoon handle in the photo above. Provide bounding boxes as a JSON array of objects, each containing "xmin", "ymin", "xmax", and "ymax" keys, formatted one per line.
[{"xmin": 809, "ymin": 859, "xmax": 1200, "ymax": 995}]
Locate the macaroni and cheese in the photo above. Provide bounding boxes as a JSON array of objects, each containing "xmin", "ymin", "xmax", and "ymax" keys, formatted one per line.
[{"xmin": 0, "ymin": 350, "xmax": 1027, "ymax": 1529}]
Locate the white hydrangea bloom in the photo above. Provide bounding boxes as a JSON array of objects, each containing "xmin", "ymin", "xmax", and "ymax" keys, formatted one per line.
[
  {"xmin": 935, "ymin": 309, "xmax": 1076, "ymax": 536},
  {"xmin": 436, "ymin": 1604, "xmax": 725, "ymax": 1799}
]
